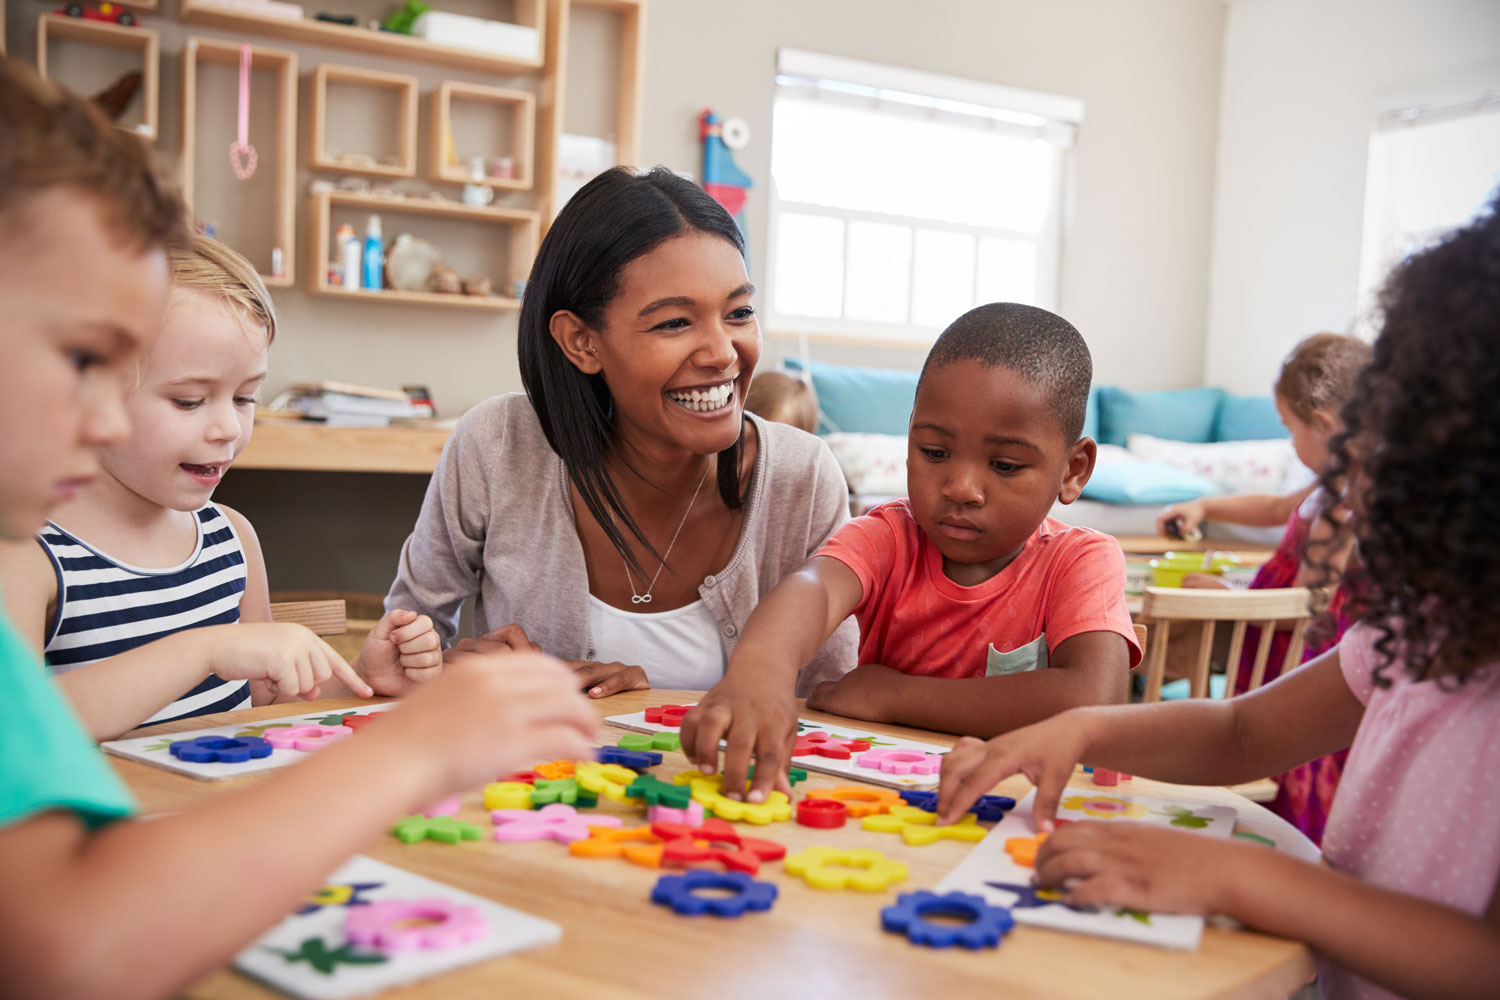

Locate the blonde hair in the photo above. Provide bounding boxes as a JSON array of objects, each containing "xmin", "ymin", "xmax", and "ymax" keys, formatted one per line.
[
  {"xmin": 1274, "ymin": 333, "xmax": 1371, "ymax": 422},
  {"xmin": 745, "ymin": 370, "xmax": 818, "ymax": 434},
  {"xmin": 168, "ymin": 233, "xmax": 277, "ymax": 343}
]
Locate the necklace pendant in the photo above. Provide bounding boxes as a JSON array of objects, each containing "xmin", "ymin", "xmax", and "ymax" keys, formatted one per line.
[{"xmin": 632, "ymin": 594, "xmax": 651, "ymax": 605}]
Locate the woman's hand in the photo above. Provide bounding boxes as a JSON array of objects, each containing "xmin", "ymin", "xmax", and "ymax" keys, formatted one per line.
[
  {"xmin": 446, "ymin": 623, "xmax": 542, "ymax": 659},
  {"xmin": 570, "ymin": 660, "xmax": 649, "ymax": 698},
  {"xmin": 1036, "ymin": 820, "xmax": 1243, "ymax": 915},
  {"xmin": 936, "ymin": 712, "xmax": 1089, "ymax": 828},
  {"xmin": 680, "ymin": 672, "xmax": 796, "ymax": 804}
]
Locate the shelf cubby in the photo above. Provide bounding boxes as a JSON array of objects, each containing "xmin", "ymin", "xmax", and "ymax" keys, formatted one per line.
[
  {"xmin": 309, "ymin": 63, "xmax": 418, "ymax": 178},
  {"xmin": 35, "ymin": 12, "xmax": 159, "ymax": 141},
  {"xmin": 429, "ymin": 80, "xmax": 536, "ymax": 191}
]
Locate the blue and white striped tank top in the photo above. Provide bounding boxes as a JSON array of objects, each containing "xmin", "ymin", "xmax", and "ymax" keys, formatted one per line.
[{"xmin": 39, "ymin": 504, "xmax": 251, "ymax": 727}]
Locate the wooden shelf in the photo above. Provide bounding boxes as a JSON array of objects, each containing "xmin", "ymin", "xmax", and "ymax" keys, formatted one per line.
[
  {"xmin": 307, "ymin": 190, "xmax": 538, "ymax": 310},
  {"xmin": 178, "ymin": 0, "xmax": 544, "ymax": 74},
  {"xmin": 181, "ymin": 35, "xmax": 297, "ymax": 286},
  {"xmin": 310, "ymin": 63, "xmax": 418, "ymax": 178},
  {"xmin": 239, "ymin": 419, "xmax": 451, "ymax": 473},
  {"xmin": 36, "ymin": 13, "xmax": 160, "ymax": 141},
  {"xmin": 430, "ymin": 80, "xmax": 536, "ymax": 191}
]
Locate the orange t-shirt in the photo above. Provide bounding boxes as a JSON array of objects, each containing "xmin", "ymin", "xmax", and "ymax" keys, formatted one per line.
[{"xmin": 816, "ymin": 500, "xmax": 1141, "ymax": 679}]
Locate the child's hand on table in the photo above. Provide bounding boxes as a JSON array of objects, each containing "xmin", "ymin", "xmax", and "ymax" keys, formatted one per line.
[
  {"xmin": 1037, "ymin": 821, "xmax": 1244, "ymax": 915},
  {"xmin": 354, "ymin": 609, "xmax": 442, "ymax": 696},
  {"xmin": 804, "ymin": 663, "xmax": 903, "ymax": 720},
  {"xmin": 207, "ymin": 622, "xmax": 373, "ymax": 700},
  {"xmin": 571, "ymin": 660, "xmax": 649, "ymax": 698},
  {"xmin": 369, "ymin": 649, "xmax": 599, "ymax": 793},
  {"xmin": 681, "ymin": 673, "xmax": 796, "ymax": 803},
  {"xmin": 936, "ymin": 714, "xmax": 1088, "ymax": 829}
]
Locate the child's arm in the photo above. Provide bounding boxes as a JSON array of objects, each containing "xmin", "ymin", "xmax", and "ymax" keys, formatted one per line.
[
  {"xmin": 1156, "ymin": 483, "xmax": 1315, "ymax": 538},
  {"xmin": 681, "ymin": 556, "xmax": 863, "ymax": 803},
  {"xmin": 805, "ymin": 629, "xmax": 1130, "ymax": 738},
  {"xmin": 0, "ymin": 651, "xmax": 598, "ymax": 1000},
  {"xmin": 936, "ymin": 645, "xmax": 1362, "ymax": 826},
  {"xmin": 1036, "ymin": 801, "xmax": 1500, "ymax": 999}
]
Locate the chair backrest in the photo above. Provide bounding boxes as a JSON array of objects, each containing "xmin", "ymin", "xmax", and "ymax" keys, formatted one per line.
[
  {"xmin": 1137, "ymin": 587, "xmax": 1314, "ymax": 702},
  {"xmin": 269, "ymin": 599, "xmax": 347, "ymax": 637}
]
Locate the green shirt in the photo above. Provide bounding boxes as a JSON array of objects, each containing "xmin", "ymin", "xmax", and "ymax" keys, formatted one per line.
[{"xmin": 0, "ymin": 593, "xmax": 135, "ymax": 829}]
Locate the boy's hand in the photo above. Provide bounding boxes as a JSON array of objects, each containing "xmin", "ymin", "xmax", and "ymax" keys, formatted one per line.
[
  {"xmin": 804, "ymin": 663, "xmax": 902, "ymax": 721},
  {"xmin": 681, "ymin": 673, "xmax": 795, "ymax": 804},
  {"xmin": 207, "ymin": 622, "xmax": 372, "ymax": 700},
  {"xmin": 356, "ymin": 609, "xmax": 441, "ymax": 696},
  {"xmin": 570, "ymin": 660, "xmax": 649, "ymax": 699},
  {"xmin": 936, "ymin": 714, "xmax": 1087, "ymax": 828},
  {"xmin": 1036, "ymin": 821, "xmax": 1240, "ymax": 915},
  {"xmin": 373, "ymin": 650, "xmax": 599, "ymax": 793}
]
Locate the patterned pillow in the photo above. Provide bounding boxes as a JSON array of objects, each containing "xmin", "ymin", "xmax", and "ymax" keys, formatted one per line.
[
  {"xmin": 822, "ymin": 433, "xmax": 907, "ymax": 496},
  {"xmin": 1125, "ymin": 433, "xmax": 1301, "ymax": 495}
]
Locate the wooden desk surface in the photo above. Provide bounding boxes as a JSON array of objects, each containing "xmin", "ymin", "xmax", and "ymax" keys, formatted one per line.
[
  {"xmin": 236, "ymin": 421, "xmax": 451, "ymax": 474},
  {"xmin": 115, "ymin": 691, "xmax": 1314, "ymax": 1000}
]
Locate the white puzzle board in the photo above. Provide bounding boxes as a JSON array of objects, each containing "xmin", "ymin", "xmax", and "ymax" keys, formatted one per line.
[
  {"xmin": 101, "ymin": 702, "xmax": 402, "ymax": 781},
  {"xmin": 605, "ymin": 710, "xmax": 950, "ymax": 790},
  {"xmin": 236, "ymin": 854, "xmax": 560, "ymax": 1000},
  {"xmin": 937, "ymin": 788, "xmax": 1237, "ymax": 950}
]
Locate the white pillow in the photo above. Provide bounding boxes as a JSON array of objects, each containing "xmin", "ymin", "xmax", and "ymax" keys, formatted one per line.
[
  {"xmin": 1124, "ymin": 433, "xmax": 1301, "ymax": 495},
  {"xmin": 822, "ymin": 432, "xmax": 908, "ymax": 496}
]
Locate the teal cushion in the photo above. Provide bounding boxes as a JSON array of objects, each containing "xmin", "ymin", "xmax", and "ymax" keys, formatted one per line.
[
  {"xmin": 1081, "ymin": 388, "xmax": 1099, "ymax": 442},
  {"xmin": 1095, "ymin": 386, "xmax": 1224, "ymax": 446},
  {"xmin": 1214, "ymin": 394, "xmax": 1286, "ymax": 442},
  {"xmin": 1081, "ymin": 460, "xmax": 1216, "ymax": 505},
  {"xmin": 1159, "ymin": 674, "xmax": 1229, "ymax": 700},
  {"xmin": 784, "ymin": 358, "xmax": 918, "ymax": 436}
]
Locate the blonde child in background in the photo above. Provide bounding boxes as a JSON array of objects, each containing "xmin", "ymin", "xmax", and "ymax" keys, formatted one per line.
[
  {"xmin": 938, "ymin": 200, "xmax": 1500, "ymax": 1000},
  {"xmin": 0, "ymin": 60, "xmax": 597, "ymax": 999},
  {"xmin": 744, "ymin": 369, "xmax": 819, "ymax": 434},
  {"xmin": 1155, "ymin": 333, "xmax": 1370, "ymax": 843},
  {"xmin": 0, "ymin": 232, "xmax": 441, "ymax": 740}
]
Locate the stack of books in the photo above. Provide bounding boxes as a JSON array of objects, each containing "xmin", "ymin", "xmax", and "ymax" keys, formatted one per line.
[{"xmin": 271, "ymin": 382, "xmax": 425, "ymax": 427}]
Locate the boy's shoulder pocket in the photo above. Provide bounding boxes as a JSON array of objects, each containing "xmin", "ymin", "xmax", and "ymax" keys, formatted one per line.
[{"xmin": 985, "ymin": 634, "xmax": 1048, "ymax": 676}]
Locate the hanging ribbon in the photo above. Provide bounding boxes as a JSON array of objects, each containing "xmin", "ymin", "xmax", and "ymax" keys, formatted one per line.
[{"xmin": 228, "ymin": 44, "xmax": 259, "ymax": 180}]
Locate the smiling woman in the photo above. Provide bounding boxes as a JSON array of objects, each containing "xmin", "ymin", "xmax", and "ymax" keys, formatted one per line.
[{"xmin": 384, "ymin": 168, "xmax": 857, "ymax": 698}]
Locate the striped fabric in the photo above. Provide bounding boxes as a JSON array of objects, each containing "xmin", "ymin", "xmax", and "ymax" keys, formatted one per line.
[{"xmin": 40, "ymin": 504, "xmax": 251, "ymax": 727}]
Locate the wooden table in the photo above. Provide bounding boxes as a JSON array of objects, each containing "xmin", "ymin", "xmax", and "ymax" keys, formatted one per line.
[{"xmin": 114, "ymin": 691, "xmax": 1315, "ymax": 1000}]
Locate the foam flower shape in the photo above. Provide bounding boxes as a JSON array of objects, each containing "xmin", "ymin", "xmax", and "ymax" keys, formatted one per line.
[
  {"xmin": 491, "ymin": 803, "xmax": 621, "ymax": 844},
  {"xmin": 574, "ymin": 761, "xmax": 637, "ymax": 802},
  {"xmin": 391, "ymin": 815, "xmax": 483, "ymax": 844},
  {"xmin": 644, "ymin": 704, "xmax": 695, "ymax": 727},
  {"xmin": 568, "ymin": 824, "xmax": 668, "ymax": 866},
  {"xmin": 861, "ymin": 806, "xmax": 985, "ymax": 845},
  {"xmin": 533, "ymin": 759, "xmax": 577, "ymax": 780},
  {"xmin": 651, "ymin": 817, "xmax": 786, "ymax": 875},
  {"xmin": 1003, "ymin": 832, "xmax": 1050, "ymax": 867},
  {"xmin": 168, "ymin": 735, "xmax": 272, "ymax": 763},
  {"xmin": 804, "ymin": 785, "xmax": 904, "ymax": 818},
  {"xmin": 784, "ymin": 847, "xmax": 909, "ymax": 891},
  {"xmin": 1059, "ymin": 794, "xmax": 1148, "ymax": 819},
  {"xmin": 344, "ymin": 898, "xmax": 488, "ymax": 951},
  {"xmin": 530, "ymin": 778, "xmax": 598, "ymax": 808},
  {"xmin": 264, "ymin": 724, "xmax": 353, "ymax": 752},
  {"xmin": 856, "ymin": 747, "xmax": 943, "ymax": 775},
  {"xmin": 791, "ymin": 730, "xmax": 870, "ymax": 760},
  {"xmin": 618, "ymin": 731, "xmax": 682, "ymax": 752},
  {"xmin": 881, "ymin": 891, "xmax": 1014, "ymax": 949}
]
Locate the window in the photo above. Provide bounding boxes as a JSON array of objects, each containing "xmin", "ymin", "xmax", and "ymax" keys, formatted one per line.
[{"xmin": 767, "ymin": 49, "xmax": 1082, "ymax": 343}]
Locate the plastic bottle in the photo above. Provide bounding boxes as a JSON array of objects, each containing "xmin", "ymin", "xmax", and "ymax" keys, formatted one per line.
[
  {"xmin": 361, "ymin": 215, "xmax": 384, "ymax": 291},
  {"xmin": 335, "ymin": 223, "xmax": 359, "ymax": 288}
]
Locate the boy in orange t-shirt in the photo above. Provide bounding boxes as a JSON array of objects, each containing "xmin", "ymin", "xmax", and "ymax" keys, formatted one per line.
[{"xmin": 684, "ymin": 302, "xmax": 1139, "ymax": 799}]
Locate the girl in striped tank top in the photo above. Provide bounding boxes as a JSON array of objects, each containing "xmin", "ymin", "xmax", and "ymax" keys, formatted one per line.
[{"xmin": 0, "ymin": 236, "xmax": 439, "ymax": 739}]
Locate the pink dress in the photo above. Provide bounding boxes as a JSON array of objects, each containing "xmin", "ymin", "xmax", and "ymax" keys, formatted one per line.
[
  {"xmin": 1318, "ymin": 623, "xmax": 1500, "ymax": 999},
  {"xmin": 1232, "ymin": 502, "xmax": 1353, "ymax": 843}
]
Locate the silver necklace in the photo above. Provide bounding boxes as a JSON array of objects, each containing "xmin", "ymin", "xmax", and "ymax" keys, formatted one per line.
[{"xmin": 622, "ymin": 465, "xmax": 710, "ymax": 605}]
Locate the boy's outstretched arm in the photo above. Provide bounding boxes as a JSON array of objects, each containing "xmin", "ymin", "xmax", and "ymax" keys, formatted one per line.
[
  {"xmin": 807, "ymin": 630, "xmax": 1130, "ymax": 738},
  {"xmin": 681, "ymin": 556, "xmax": 863, "ymax": 804}
]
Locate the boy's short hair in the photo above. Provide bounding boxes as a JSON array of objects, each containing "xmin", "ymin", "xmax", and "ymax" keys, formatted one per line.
[
  {"xmin": 1274, "ymin": 332, "xmax": 1371, "ymax": 422},
  {"xmin": 919, "ymin": 302, "xmax": 1093, "ymax": 443},
  {"xmin": 168, "ymin": 233, "xmax": 278, "ymax": 344},
  {"xmin": 0, "ymin": 59, "xmax": 184, "ymax": 250},
  {"xmin": 745, "ymin": 370, "xmax": 818, "ymax": 434}
]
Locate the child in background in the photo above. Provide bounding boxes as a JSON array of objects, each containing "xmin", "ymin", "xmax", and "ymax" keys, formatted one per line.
[
  {"xmin": 744, "ymin": 369, "xmax": 818, "ymax": 434},
  {"xmin": 0, "ymin": 60, "xmax": 596, "ymax": 999},
  {"xmin": 938, "ymin": 200, "xmax": 1500, "ymax": 1000},
  {"xmin": 685, "ymin": 303, "xmax": 1139, "ymax": 802},
  {"xmin": 1156, "ymin": 333, "xmax": 1370, "ymax": 843},
  {"xmin": 0, "ymin": 233, "xmax": 440, "ymax": 740}
]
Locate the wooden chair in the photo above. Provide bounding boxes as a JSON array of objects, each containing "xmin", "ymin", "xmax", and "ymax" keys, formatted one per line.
[
  {"xmin": 268, "ymin": 599, "xmax": 347, "ymax": 637},
  {"xmin": 1136, "ymin": 586, "xmax": 1316, "ymax": 802}
]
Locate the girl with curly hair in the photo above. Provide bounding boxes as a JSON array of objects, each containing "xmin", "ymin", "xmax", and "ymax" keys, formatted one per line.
[{"xmin": 937, "ymin": 195, "xmax": 1500, "ymax": 999}]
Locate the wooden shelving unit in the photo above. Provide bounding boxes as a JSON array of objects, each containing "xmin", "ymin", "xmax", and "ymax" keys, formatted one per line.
[
  {"xmin": 309, "ymin": 63, "xmax": 418, "ymax": 178},
  {"xmin": 307, "ymin": 190, "xmax": 540, "ymax": 312},
  {"xmin": 429, "ymin": 80, "xmax": 536, "ymax": 191},
  {"xmin": 239, "ymin": 419, "xmax": 452, "ymax": 473},
  {"xmin": 35, "ymin": 13, "xmax": 160, "ymax": 141},
  {"xmin": 178, "ymin": 0, "xmax": 544, "ymax": 74},
  {"xmin": 180, "ymin": 35, "xmax": 297, "ymax": 287}
]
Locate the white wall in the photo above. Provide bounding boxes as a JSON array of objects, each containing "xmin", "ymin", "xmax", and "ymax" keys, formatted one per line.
[
  {"xmin": 1204, "ymin": 0, "xmax": 1500, "ymax": 394},
  {"xmin": 642, "ymin": 0, "xmax": 1226, "ymax": 391}
]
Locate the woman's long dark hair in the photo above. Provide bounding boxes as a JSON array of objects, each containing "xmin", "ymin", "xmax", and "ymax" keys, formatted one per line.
[
  {"xmin": 1314, "ymin": 193, "xmax": 1500, "ymax": 688},
  {"xmin": 518, "ymin": 166, "xmax": 750, "ymax": 579}
]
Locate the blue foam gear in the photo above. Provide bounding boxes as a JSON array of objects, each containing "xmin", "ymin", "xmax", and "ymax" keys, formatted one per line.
[
  {"xmin": 650, "ymin": 871, "xmax": 778, "ymax": 917},
  {"xmin": 168, "ymin": 735, "xmax": 273, "ymax": 764},
  {"xmin": 594, "ymin": 746, "xmax": 663, "ymax": 770},
  {"xmin": 881, "ymin": 891, "xmax": 1014, "ymax": 949}
]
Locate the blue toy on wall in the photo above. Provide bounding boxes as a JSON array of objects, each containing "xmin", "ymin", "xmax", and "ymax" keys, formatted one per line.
[{"xmin": 699, "ymin": 109, "xmax": 752, "ymax": 233}]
